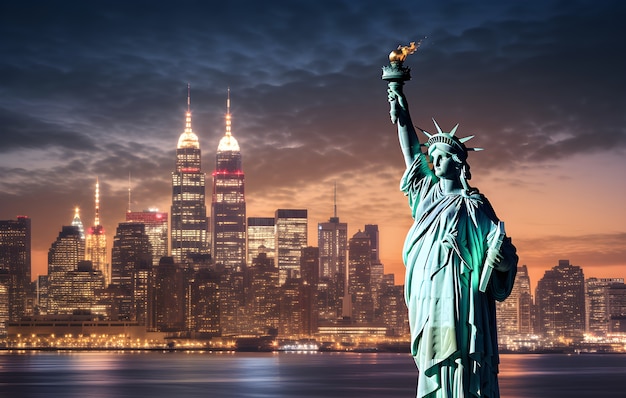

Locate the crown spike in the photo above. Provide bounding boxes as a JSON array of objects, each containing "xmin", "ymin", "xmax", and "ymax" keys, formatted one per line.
[
  {"xmin": 459, "ymin": 135, "xmax": 475, "ymax": 143},
  {"xmin": 432, "ymin": 118, "xmax": 443, "ymax": 134},
  {"xmin": 449, "ymin": 123, "xmax": 459, "ymax": 136},
  {"xmin": 417, "ymin": 126, "xmax": 433, "ymax": 139}
]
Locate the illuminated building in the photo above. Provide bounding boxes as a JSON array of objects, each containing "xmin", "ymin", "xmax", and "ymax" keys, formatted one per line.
[
  {"xmin": 0, "ymin": 277, "xmax": 8, "ymax": 334},
  {"xmin": 588, "ymin": 278, "xmax": 618, "ymax": 335},
  {"xmin": 54, "ymin": 261, "xmax": 106, "ymax": 315},
  {"xmin": 364, "ymin": 224, "xmax": 384, "ymax": 317},
  {"xmin": 608, "ymin": 283, "xmax": 626, "ymax": 333},
  {"xmin": 275, "ymin": 209, "xmax": 307, "ymax": 284},
  {"xmin": 189, "ymin": 268, "xmax": 221, "ymax": 336},
  {"xmin": 85, "ymin": 179, "xmax": 108, "ymax": 285},
  {"xmin": 110, "ymin": 222, "xmax": 152, "ymax": 321},
  {"xmin": 247, "ymin": 217, "xmax": 275, "ymax": 266},
  {"xmin": 171, "ymin": 86, "xmax": 209, "ymax": 264},
  {"xmin": 248, "ymin": 250, "xmax": 280, "ymax": 334},
  {"xmin": 535, "ymin": 260, "xmax": 585, "ymax": 339},
  {"xmin": 318, "ymin": 187, "xmax": 347, "ymax": 280},
  {"xmin": 71, "ymin": 207, "xmax": 85, "ymax": 240},
  {"xmin": 47, "ymin": 226, "xmax": 84, "ymax": 314},
  {"xmin": 279, "ymin": 278, "xmax": 315, "ymax": 337},
  {"xmin": 299, "ymin": 247, "xmax": 319, "ymax": 334},
  {"xmin": 348, "ymin": 230, "xmax": 374, "ymax": 323},
  {"xmin": 211, "ymin": 90, "xmax": 246, "ymax": 271},
  {"xmin": 586, "ymin": 277, "xmax": 625, "ymax": 335},
  {"xmin": 126, "ymin": 210, "xmax": 168, "ymax": 266},
  {"xmin": 379, "ymin": 282, "xmax": 409, "ymax": 337},
  {"xmin": 153, "ymin": 257, "xmax": 185, "ymax": 332},
  {"xmin": 497, "ymin": 264, "xmax": 533, "ymax": 336},
  {"xmin": 0, "ymin": 216, "xmax": 31, "ymax": 321}
]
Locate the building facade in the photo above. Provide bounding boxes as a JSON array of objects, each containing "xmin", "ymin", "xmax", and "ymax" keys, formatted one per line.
[
  {"xmin": 275, "ymin": 209, "xmax": 307, "ymax": 284},
  {"xmin": 247, "ymin": 217, "xmax": 275, "ymax": 266},
  {"xmin": 126, "ymin": 210, "xmax": 168, "ymax": 266},
  {"xmin": 85, "ymin": 179, "xmax": 108, "ymax": 285},
  {"xmin": 535, "ymin": 260, "xmax": 586, "ymax": 339},
  {"xmin": 0, "ymin": 216, "xmax": 31, "ymax": 321},
  {"xmin": 171, "ymin": 89, "xmax": 209, "ymax": 263},
  {"xmin": 211, "ymin": 91, "xmax": 246, "ymax": 271}
]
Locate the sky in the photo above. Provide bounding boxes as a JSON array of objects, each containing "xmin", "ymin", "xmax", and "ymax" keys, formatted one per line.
[{"xmin": 1, "ymin": 0, "xmax": 625, "ymax": 290}]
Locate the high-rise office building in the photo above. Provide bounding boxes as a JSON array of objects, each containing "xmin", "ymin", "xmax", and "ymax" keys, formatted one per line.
[
  {"xmin": 54, "ymin": 260, "xmax": 106, "ymax": 315},
  {"xmin": 211, "ymin": 91, "xmax": 246, "ymax": 271},
  {"xmin": 126, "ymin": 210, "xmax": 168, "ymax": 266},
  {"xmin": 171, "ymin": 86, "xmax": 209, "ymax": 263},
  {"xmin": 318, "ymin": 215, "xmax": 347, "ymax": 280},
  {"xmin": 153, "ymin": 257, "xmax": 186, "ymax": 332},
  {"xmin": 85, "ymin": 179, "xmax": 108, "ymax": 285},
  {"xmin": 248, "ymin": 250, "xmax": 280, "ymax": 334},
  {"xmin": 47, "ymin": 226, "xmax": 84, "ymax": 314},
  {"xmin": 111, "ymin": 222, "xmax": 152, "ymax": 289},
  {"xmin": 586, "ymin": 277, "xmax": 624, "ymax": 335},
  {"xmin": 275, "ymin": 209, "xmax": 307, "ymax": 284},
  {"xmin": 535, "ymin": 259, "xmax": 585, "ymax": 338},
  {"xmin": 348, "ymin": 230, "xmax": 374, "ymax": 323},
  {"xmin": 110, "ymin": 222, "xmax": 153, "ymax": 322},
  {"xmin": 497, "ymin": 264, "xmax": 533, "ymax": 335},
  {"xmin": 0, "ymin": 216, "xmax": 31, "ymax": 320},
  {"xmin": 364, "ymin": 224, "xmax": 384, "ymax": 314},
  {"xmin": 607, "ymin": 283, "xmax": 626, "ymax": 333},
  {"xmin": 71, "ymin": 207, "xmax": 85, "ymax": 240},
  {"xmin": 247, "ymin": 217, "xmax": 275, "ymax": 266}
]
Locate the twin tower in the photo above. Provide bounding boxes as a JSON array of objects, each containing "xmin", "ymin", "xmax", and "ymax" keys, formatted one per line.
[{"xmin": 171, "ymin": 88, "xmax": 245, "ymax": 270}]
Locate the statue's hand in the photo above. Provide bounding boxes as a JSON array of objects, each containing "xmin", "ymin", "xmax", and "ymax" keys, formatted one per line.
[
  {"xmin": 494, "ymin": 237, "xmax": 518, "ymax": 272},
  {"xmin": 387, "ymin": 86, "xmax": 407, "ymax": 124}
]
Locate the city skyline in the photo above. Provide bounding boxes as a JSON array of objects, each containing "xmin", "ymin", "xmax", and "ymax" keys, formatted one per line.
[{"xmin": 0, "ymin": 1, "xmax": 625, "ymax": 289}]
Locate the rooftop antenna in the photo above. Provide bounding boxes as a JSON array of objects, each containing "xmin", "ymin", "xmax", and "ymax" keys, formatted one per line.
[
  {"xmin": 333, "ymin": 181, "xmax": 338, "ymax": 218},
  {"xmin": 94, "ymin": 177, "xmax": 101, "ymax": 226},
  {"xmin": 225, "ymin": 87, "xmax": 232, "ymax": 137},
  {"xmin": 127, "ymin": 171, "xmax": 132, "ymax": 213}
]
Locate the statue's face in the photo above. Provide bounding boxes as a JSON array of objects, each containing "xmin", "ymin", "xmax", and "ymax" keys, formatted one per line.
[{"xmin": 430, "ymin": 147, "xmax": 460, "ymax": 180}]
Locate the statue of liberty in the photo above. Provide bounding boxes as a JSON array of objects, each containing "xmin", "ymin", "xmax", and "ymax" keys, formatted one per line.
[{"xmin": 383, "ymin": 43, "xmax": 518, "ymax": 398}]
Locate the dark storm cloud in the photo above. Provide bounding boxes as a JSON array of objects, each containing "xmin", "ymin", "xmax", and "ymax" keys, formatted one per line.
[{"xmin": 1, "ymin": 0, "xmax": 625, "ymax": 271}]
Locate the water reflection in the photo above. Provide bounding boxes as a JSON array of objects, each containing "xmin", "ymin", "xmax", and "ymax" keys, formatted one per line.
[{"xmin": 1, "ymin": 352, "xmax": 625, "ymax": 398}]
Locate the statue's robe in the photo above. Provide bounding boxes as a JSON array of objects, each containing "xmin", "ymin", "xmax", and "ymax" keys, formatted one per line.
[{"xmin": 401, "ymin": 154, "xmax": 517, "ymax": 398}]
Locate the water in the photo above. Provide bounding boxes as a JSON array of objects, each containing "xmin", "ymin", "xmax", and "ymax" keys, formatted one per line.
[{"xmin": 0, "ymin": 351, "xmax": 625, "ymax": 397}]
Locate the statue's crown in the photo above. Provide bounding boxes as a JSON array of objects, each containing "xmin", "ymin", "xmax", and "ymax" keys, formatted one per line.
[{"xmin": 421, "ymin": 119, "xmax": 482, "ymax": 160}]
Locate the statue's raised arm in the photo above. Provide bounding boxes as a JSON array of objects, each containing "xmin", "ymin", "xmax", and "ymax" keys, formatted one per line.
[{"xmin": 382, "ymin": 42, "xmax": 422, "ymax": 167}]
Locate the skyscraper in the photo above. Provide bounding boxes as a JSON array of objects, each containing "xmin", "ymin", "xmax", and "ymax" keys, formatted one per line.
[
  {"xmin": 535, "ymin": 259, "xmax": 585, "ymax": 339},
  {"xmin": 496, "ymin": 264, "xmax": 533, "ymax": 335},
  {"xmin": 586, "ymin": 277, "xmax": 624, "ymax": 335},
  {"xmin": 171, "ymin": 86, "xmax": 209, "ymax": 263},
  {"xmin": 47, "ymin": 225, "xmax": 84, "ymax": 314},
  {"xmin": 348, "ymin": 230, "xmax": 374, "ymax": 323},
  {"xmin": 317, "ymin": 197, "xmax": 347, "ymax": 320},
  {"xmin": 318, "ymin": 215, "xmax": 347, "ymax": 280},
  {"xmin": 211, "ymin": 90, "xmax": 246, "ymax": 271},
  {"xmin": 71, "ymin": 207, "xmax": 85, "ymax": 240},
  {"xmin": 247, "ymin": 217, "xmax": 275, "ymax": 266},
  {"xmin": 275, "ymin": 209, "xmax": 307, "ymax": 284},
  {"xmin": 110, "ymin": 222, "xmax": 152, "ymax": 321},
  {"xmin": 85, "ymin": 179, "xmax": 108, "ymax": 284},
  {"xmin": 126, "ymin": 209, "xmax": 168, "ymax": 266},
  {"xmin": 0, "ymin": 216, "xmax": 31, "ymax": 320}
]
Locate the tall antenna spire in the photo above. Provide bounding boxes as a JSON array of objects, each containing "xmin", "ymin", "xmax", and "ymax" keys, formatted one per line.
[
  {"xmin": 333, "ymin": 181, "xmax": 338, "ymax": 218},
  {"xmin": 94, "ymin": 177, "xmax": 101, "ymax": 226},
  {"xmin": 184, "ymin": 83, "xmax": 192, "ymax": 133},
  {"xmin": 127, "ymin": 171, "xmax": 132, "ymax": 213},
  {"xmin": 225, "ymin": 87, "xmax": 232, "ymax": 137}
]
